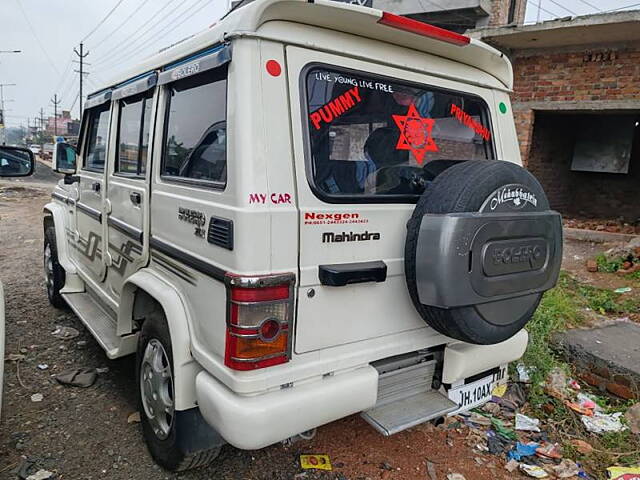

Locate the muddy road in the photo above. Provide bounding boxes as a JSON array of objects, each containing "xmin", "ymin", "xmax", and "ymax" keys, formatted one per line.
[{"xmin": 0, "ymin": 164, "xmax": 522, "ymax": 479}]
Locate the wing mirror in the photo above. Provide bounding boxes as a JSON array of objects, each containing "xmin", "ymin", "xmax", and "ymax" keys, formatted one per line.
[
  {"xmin": 0, "ymin": 146, "xmax": 35, "ymax": 177},
  {"xmin": 53, "ymin": 142, "xmax": 77, "ymax": 175}
]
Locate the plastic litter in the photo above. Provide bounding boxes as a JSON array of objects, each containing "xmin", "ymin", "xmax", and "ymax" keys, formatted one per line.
[
  {"xmin": 468, "ymin": 412, "xmax": 492, "ymax": 427},
  {"xmin": 30, "ymin": 393, "xmax": 43, "ymax": 402},
  {"xmin": 545, "ymin": 368, "xmax": 570, "ymax": 400},
  {"xmin": 491, "ymin": 418, "xmax": 517, "ymax": 441},
  {"xmin": 26, "ymin": 470, "xmax": 53, "ymax": 480},
  {"xmin": 624, "ymin": 402, "xmax": 640, "ymax": 434},
  {"xmin": 127, "ymin": 412, "xmax": 141, "ymax": 424},
  {"xmin": 569, "ymin": 439, "xmax": 594, "ymax": 454},
  {"xmin": 565, "ymin": 400, "xmax": 594, "ymax": 416},
  {"xmin": 492, "ymin": 384, "xmax": 507, "ymax": 397},
  {"xmin": 517, "ymin": 363, "xmax": 533, "ymax": 383},
  {"xmin": 613, "ymin": 287, "xmax": 632, "ymax": 294},
  {"xmin": 569, "ymin": 379, "xmax": 581, "ymax": 390},
  {"xmin": 508, "ymin": 442, "xmax": 540, "ymax": 461},
  {"xmin": 446, "ymin": 474, "xmax": 466, "ymax": 480},
  {"xmin": 519, "ymin": 464, "xmax": 549, "ymax": 478},
  {"xmin": 55, "ymin": 367, "xmax": 97, "ymax": 388},
  {"xmin": 581, "ymin": 412, "xmax": 627, "ymax": 433},
  {"xmin": 553, "ymin": 459, "xmax": 580, "ymax": 479},
  {"xmin": 536, "ymin": 443, "xmax": 562, "ymax": 460},
  {"xmin": 504, "ymin": 459, "xmax": 519, "ymax": 472},
  {"xmin": 607, "ymin": 466, "xmax": 640, "ymax": 479},
  {"xmin": 37, "ymin": 364, "xmax": 48, "ymax": 370},
  {"xmin": 516, "ymin": 413, "xmax": 541, "ymax": 432},
  {"xmin": 51, "ymin": 325, "xmax": 80, "ymax": 340},
  {"xmin": 300, "ymin": 454, "xmax": 332, "ymax": 471}
]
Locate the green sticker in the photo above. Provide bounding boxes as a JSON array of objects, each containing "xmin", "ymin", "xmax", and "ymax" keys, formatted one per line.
[{"xmin": 499, "ymin": 102, "xmax": 508, "ymax": 114}]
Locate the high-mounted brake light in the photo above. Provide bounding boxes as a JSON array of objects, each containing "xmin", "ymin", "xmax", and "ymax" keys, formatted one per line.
[
  {"xmin": 378, "ymin": 12, "xmax": 471, "ymax": 47},
  {"xmin": 224, "ymin": 273, "xmax": 295, "ymax": 371}
]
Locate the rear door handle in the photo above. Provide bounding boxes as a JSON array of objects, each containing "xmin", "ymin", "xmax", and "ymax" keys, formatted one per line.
[
  {"xmin": 91, "ymin": 181, "xmax": 101, "ymax": 193},
  {"xmin": 318, "ymin": 261, "xmax": 387, "ymax": 287},
  {"xmin": 129, "ymin": 192, "xmax": 141, "ymax": 205}
]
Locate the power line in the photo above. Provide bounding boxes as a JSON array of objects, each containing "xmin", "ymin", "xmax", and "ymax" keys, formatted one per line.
[
  {"xmin": 605, "ymin": 2, "xmax": 640, "ymax": 12},
  {"xmin": 417, "ymin": 0, "xmax": 480, "ymax": 26},
  {"xmin": 527, "ymin": 0, "xmax": 563, "ymax": 20},
  {"xmin": 96, "ymin": 0, "xmax": 212, "ymax": 73},
  {"xmin": 81, "ymin": 0, "xmax": 128, "ymax": 43},
  {"xmin": 91, "ymin": 0, "xmax": 181, "ymax": 68},
  {"xmin": 545, "ymin": 0, "xmax": 577, "ymax": 16},
  {"xmin": 90, "ymin": 0, "xmax": 152, "ymax": 50},
  {"xmin": 14, "ymin": 0, "xmax": 59, "ymax": 75},
  {"xmin": 574, "ymin": 0, "xmax": 602, "ymax": 12}
]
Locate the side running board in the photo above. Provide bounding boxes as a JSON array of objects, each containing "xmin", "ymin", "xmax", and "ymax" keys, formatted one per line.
[{"xmin": 62, "ymin": 292, "xmax": 138, "ymax": 359}]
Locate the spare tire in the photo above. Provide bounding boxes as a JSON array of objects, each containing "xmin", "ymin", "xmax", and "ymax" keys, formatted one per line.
[{"xmin": 405, "ymin": 160, "xmax": 562, "ymax": 345}]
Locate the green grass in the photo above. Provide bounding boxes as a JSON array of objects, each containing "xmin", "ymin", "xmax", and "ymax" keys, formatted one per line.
[
  {"xmin": 596, "ymin": 253, "xmax": 622, "ymax": 273},
  {"xmin": 520, "ymin": 272, "xmax": 640, "ymax": 478}
]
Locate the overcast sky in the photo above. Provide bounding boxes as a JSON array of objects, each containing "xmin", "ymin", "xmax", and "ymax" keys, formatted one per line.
[{"xmin": 1, "ymin": 0, "xmax": 637, "ymax": 127}]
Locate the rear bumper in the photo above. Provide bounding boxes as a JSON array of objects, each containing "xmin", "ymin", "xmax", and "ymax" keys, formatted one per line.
[{"xmin": 195, "ymin": 365, "xmax": 378, "ymax": 450}]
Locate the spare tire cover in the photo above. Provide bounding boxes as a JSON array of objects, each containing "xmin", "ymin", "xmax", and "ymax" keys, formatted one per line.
[{"xmin": 405, "ymin": 160, "xmax": 556, "ymax": 345}]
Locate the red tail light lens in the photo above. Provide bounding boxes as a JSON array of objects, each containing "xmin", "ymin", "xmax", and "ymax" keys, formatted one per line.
[
  {"xmin": 224, "ymin": 274, "xmax": 295, "ymax": 371},
  {"xmin": 378, "ymin": 12, "xmax": 471, "ymax": 47}
]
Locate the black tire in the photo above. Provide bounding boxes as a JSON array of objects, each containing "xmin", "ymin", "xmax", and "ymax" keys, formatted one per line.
[
  {"xmin": 136, "ymin": 310, "xmax": 221, "ymax": 471},
  {"xmin": 44, "ymin": 224, "xmax": 66, "ymax": 309},
  {"xmin": 405, "ymin": 160, "xmax": 550, "ymax": 345}
]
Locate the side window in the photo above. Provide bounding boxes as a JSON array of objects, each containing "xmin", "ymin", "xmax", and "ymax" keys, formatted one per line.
[
  {"xmin": 116, "ymin": 92, "xmax": 153, "ymax": 176},
  {"xmin": 84, "ymin": 103, "xmax": 111, "ymax": 172},
  {"xmin": 161, "ymin": 67, "xmax": 227, "ymax": 186}
]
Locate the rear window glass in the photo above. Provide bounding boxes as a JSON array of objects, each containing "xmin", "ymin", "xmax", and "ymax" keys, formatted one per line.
[{"xmin": 304, "ymin": 67, "xmax": 494, "ymax": 199}]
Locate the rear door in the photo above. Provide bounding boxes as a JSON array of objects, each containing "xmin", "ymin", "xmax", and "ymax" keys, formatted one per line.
[
  {"xmin": 73, "ymin": 94, "xmax": 112, "ymax": 284},
  {"xmin": 104, "ymin": 75, "xmax": 157, "ymax": 299},
  {"xmin": 286, "ymin": 47, "xmax": 497, "ymax": 353}
]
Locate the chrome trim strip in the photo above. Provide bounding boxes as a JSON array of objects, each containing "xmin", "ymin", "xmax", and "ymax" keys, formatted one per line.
[
  {"xmin": 51, "ymin": 191, "xmax": 68, "ymax": 203},
  {"xmin": 107, "ymin": 216, "xmax": 143, "ymax": 243},
  {"xmin": 76, "ymin": 202, "xmax": 102, "ymax": 223},
  {"xmin": 229, "ymin": 352, "xmax": 287, "ymax": 363},
  {"xmin": 158, "ymin": 44, "xmax": 231, "ymax": 85},
  {"xmin": 112, "ymin": 72, "xmax": 157, "ymax": 100}
]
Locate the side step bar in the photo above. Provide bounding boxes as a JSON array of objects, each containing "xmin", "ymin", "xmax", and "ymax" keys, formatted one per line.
[
  {"xmin": 62, "ymin": 292, "xmax": 138, "ymax": 359},
  {"xmin": 361, "ymin": 351, "xmax": 458, "ymax": 436}
]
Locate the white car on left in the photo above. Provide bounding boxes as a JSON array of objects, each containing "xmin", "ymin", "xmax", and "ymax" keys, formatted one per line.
[{"xmin": 0, "ymin": 145, "xmax": 36, "ymax": 413}]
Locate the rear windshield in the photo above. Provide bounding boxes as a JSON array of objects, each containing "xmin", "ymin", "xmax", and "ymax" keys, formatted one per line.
[{"xmin": 304, "ymin": 66, "xmax": 494, "ymax": 200}]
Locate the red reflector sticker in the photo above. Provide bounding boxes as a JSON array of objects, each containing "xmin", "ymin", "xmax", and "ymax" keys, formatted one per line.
[{"xmin": 266, "ymin": 60, "xmax": 282, "ymax": 77}]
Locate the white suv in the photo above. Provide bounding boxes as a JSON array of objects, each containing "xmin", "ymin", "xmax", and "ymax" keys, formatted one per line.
[{"xmin": 45, "ymin": 0, "xmax": 562, "ymax": 471}]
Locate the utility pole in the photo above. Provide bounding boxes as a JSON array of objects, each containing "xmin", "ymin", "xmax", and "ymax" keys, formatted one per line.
[
  {"xmin": 0, "ymin": 83, "xmax": 16, "ymax": 145},
  {"xmin": 51, "ymin": 94, "xmax": 61, "ymax": 137},
  {"xmin": 73, "ymin": 43, "xmax": 90, "ymax": 120},
  {"xmin": 39, "ymin": 107, "xmax": 45, "ymax": 154}
]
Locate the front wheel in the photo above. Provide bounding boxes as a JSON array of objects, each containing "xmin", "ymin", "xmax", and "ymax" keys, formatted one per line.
[{"xmin": 136, "ymin": 310, "xmax": 222, "ymax": 471}]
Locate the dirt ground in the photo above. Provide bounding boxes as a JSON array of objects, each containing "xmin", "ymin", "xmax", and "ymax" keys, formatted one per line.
[{"xmin": 1, "ymin": 164, "xmax": 635, "ymax": 479}]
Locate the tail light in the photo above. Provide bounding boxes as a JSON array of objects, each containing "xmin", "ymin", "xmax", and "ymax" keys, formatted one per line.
[
  {"xmin": 224, "ymin": 273, "xmax": 295, "ymax": 371},
  {"xmin": 378, "ymin": 12, "xmax": 471, "ymax": 47}
]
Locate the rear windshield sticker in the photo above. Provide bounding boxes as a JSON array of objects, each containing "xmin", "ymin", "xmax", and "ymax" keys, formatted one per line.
[
  {"xmin": 392, "ymin": 103, "xmax": 438, "ymax": 164},
  {"xmin": 450, "ymin": 104, "xmax": 491, "ymax": 141},
  {"xmin": 312, "ymin": 71, "xmax": 394, "ymax": 93},
  {"xmin": 309, "ymin": 87, "xmax": 362, "ymax": 130}
]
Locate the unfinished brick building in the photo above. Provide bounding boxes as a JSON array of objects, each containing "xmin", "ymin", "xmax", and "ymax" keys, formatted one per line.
[{"xmin": 475, "ymin": 12, "xmax": 640, "ymax": 222}]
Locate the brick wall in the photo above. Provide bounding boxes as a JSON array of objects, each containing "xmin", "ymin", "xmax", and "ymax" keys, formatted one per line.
[
  {"xmin": 489, "ymin": 0, "xmax": 526, "ymax": 26},
  {"xmin": 510, "ymin": 44, "xmax": 640, "ymax": 220},
  {"xmin": 511, "ymin": 47, "xmax": 640, "ymax": 104}
]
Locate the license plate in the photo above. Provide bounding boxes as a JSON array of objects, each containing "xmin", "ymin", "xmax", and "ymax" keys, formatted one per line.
[{"xmin": 447, "ymin": 374, "xmax": 499, "ymax": 414}]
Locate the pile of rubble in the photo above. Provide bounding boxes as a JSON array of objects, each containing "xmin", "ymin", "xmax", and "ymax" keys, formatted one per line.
[
  {"xmin": 447, "ymin": 366, "xmax": 640, "ymax": 479},
  {"xmin": 564, "ymin": 218, "xmax": 640, "ymax": 236},
  {"xmin": 587, "ymin": 237, "xmax": 640, "ymax": 275}
]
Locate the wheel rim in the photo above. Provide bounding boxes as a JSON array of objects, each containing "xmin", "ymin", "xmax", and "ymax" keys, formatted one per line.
[
  {"xmin": 44, "ymin": 244, "xmax": 54, "ymax": 296},
  {"xmin": 140, "ymin": 338, "xmax": 175, "ymax": 440}
]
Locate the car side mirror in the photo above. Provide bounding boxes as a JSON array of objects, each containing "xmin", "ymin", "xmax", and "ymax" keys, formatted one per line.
[
  {"xmin": 53, "ymin": 142, "xmax": 77, "ymax": 174},
  {"xmin": 0, "ymin": 146, "xmax": 35, "ymax": 177}
]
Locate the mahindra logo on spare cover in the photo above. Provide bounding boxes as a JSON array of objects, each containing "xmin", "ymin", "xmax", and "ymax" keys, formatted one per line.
[
  {"xmin": 304, "ymin": 212, "xmax": 368, "ymax": 225},
  {"xmin": 322, "ymin": 231, "xmax": 380, "ymax": 243},
  {"xmin": 484, "ymin": 185, "xmax": 538, "ymax": 212}
]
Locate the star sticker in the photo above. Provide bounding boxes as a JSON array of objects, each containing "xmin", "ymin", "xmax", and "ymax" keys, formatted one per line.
[{"xmin": 392, "ymin": 103, "xmax": 438, "ymax": 164}]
